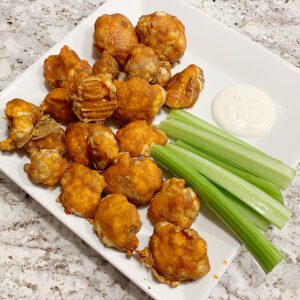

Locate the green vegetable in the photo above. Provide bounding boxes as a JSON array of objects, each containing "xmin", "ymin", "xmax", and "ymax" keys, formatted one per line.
[
  {"xmin": 151, "ymin": 145, "xmax": 284, "ymax": 273},
  {"xmin": 165, "ymin": 143, "xmax": 290, "ymax": 229},
  {"xmin": 176, "ymin": 140, "xmax": 284, "ymax": 204},
  {"xmin": 159, "ymin": 119, "xmax": 295, "ymax": 189}
]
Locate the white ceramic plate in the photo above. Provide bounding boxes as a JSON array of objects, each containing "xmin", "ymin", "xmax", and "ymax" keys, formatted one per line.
[{"xmin": 0, "ymin": 0, "xmax": 299, "ymax": 299}]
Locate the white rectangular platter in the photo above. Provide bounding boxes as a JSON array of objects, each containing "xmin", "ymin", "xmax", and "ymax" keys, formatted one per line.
[{"xmin": 0, "ymin": 0, "xmax": 299, "ymax": 299}]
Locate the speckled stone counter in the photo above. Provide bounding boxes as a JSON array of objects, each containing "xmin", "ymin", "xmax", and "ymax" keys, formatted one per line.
[{"xmin": 0, "ymin": 1, "xmax": 299, "ymax": 299}]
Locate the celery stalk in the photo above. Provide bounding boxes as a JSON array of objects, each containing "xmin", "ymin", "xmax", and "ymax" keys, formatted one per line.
[
  {"xmin": 151, "ymin": 145, "xmax": 284, "ymax": 273},
  {"xmin": 159, "ymin": 119, "xmax": 295, "ymax": 189},
  {"xmin": 165, "ymin": 143, "xmax": 291, "ymax": 229},
  {"xmin": 176, "ymin": 140, "xmax": 284, "ymax": 204}
]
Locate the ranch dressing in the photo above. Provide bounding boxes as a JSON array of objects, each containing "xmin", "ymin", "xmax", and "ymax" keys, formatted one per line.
[{"xmin": 212, "ymin": 84, "xmax": 276, "ymax": 137}]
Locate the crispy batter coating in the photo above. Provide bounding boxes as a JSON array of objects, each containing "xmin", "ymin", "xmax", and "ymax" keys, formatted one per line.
[
  {"xmin": 59, "ymin": 163, "xmax": 106, "ymax": 218},
  {"xmin": 116, "ymin": 121, "xmax": 167, "ymax": 157},
  {"xmin": 94, "ymin": 14, "xmax": 138, "ymax": 67},
  {"xmin": 93, "ymin": 50, "xmax": 120, "ymax": 79},
  {"xmin": 103, "ymin": 152, "xmax": 163, "ymax": 206},
  {"xmin": 113, "ymin": 78, "xmax": 166, "ymax": 124},
  {"xmin": 25, "ymin": 127, "xmax": 65, "ymax": 155},
  {"xmin": 94, "ymin": 194, "xmax": 141, "ymax": 256},
  {"xmin": 43, "ymin": 46, "xmax": 92, "ymax": 92},
  {"xmin": 65, "ymin": 122, "xmax": 106, "ymax": 166},
  {"xmin": 153, "ymin": 61, "xmax": 171, "ymax": 87},
  {"xmin": 73, "ymin": 75, "xmax": 117, "ymax": 123},
  {"xmin": 40, "ymin": 88, "xmax": 75, "ymax": 124},
  {"xmin": 136, "ymin": 12, "xmax": 186, "ymax": 62},
  {"xmin": 165, "ymin": 64, "xmax": 204, "ymax": 108},
  {"xmin": 137, "ymin": 221, "xmax": 210, "ymax": 286},
  {"xmin": 24, "ymin": 149, "xmax": 69, "ymax": 186},
  {"xmin": 124, "ymin": 44, "xmax": 159, "ymax": 82},
  {"xmin": 0, "ymin": 99, "xmax": 42, "ymax": 151},
  {"xmin": 88, "ymin": 127, "xmax": 119, "ymax": 170},
  {"xmin": 148, "ymin": 178, "xmax": 200, "ymax": 228}
]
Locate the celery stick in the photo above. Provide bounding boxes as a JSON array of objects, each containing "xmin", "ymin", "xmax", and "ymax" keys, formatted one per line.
[
  {"xmin": 165, "ymin": 143, "xmax": 290, "ymax": 229},
  {"xmin": 159, "ymin": 119, "xmax": 295, "ymax": 189},
  {"xmin": 176, "ymin": 140, "xmax": 284, "ymax": 204},
  {"xmin": 169, "ymin": 109, "xmax": 260, "ymax": 151},
  {"xmin": 151, "ymin": 145, "xmax": 284, "ymax": 273}
]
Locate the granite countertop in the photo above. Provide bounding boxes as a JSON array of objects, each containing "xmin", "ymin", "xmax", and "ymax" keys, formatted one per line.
[{"xmin": 0, "ymin": 0, "xmax": 299, "ymax": 299}]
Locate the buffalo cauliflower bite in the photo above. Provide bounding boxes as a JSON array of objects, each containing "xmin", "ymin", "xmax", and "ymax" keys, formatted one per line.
[
  {"xmin": 94, "ymin": 14, "xmax": 138, "ymax": 67},
  {"xmin": 24, "ymin": 149, "xmax": 69, "ymax": 186},
  {"xmin": 24, "ymin": 127, "xmax": 65, "ymax": 155},
  {"xmin": 93, "ymin": 50, "xmax": 120, "ymax": 79},
  {"xmin": 113, "ymin": 78, "xmax": 166, "ymax": 124},
  {"xmin": 136, "ymin": 12, "xmax": 186, "ymax": 63},
  {"xmin": 88, "ymin": 127, "xmax": 119, "ymax": 170},
  {"xmin": 93, "ymin": 194, "xmax": 142, "ymax": 256},
  {"xmin": 59, "ymin": 163, "xmax": 106, "ymax": 218},
  {"xmin": 124, "ymin": 44, "xmax": 159, "ymax": 82},
  {"xmin": 65, "ymin": 122, "xmax": 106, "ymax": 166},
  {"xmin": 137, "ymin": 221, "xmax": 210, "ymax": 287},
  {"xmin": 73, "ymin": 75, "xmax": 117, "ymax": 123},
  {"xmin": 43, "ymin": 45, "xmax": 92, "ymax": 92},
  {"xmin": 148, "ymin": 178, "xmax": 200, "ymax": 228},
  {"xmin": 0, "ymin": 99, "xmax": 42, "ymax": 151},
  {"xmin": 103, "ymin": 152, "xmax": 163, "ymax": 206},
  {"xmin": 40, "ymin": 88, "xmax": 75, "ymax": 124},
  {"xmin": 116, "ymin": 120, "xmax": 167, "ymax": 157},
  {"xmin": 165, "ymin": 64, "xmax": 204, "ymax": 108}
]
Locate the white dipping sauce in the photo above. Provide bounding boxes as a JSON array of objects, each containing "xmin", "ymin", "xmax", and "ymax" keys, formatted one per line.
[{"xmin": 212, "ymin": 84, "xmax": 276, "ymax": 137}]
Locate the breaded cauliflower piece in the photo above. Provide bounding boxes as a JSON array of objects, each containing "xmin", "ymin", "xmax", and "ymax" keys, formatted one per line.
[
  {"xmin": 73, "ymin": 74, "xmax": 117, "ymax": 123},
  {"xmin": 59, "ymin": 163, "xmax": 106, "ymax": 218},
  {"xmin": 94, "ymin": 194, "xmax": 142, "ymax": 256},
  {"xmin": 24, "ymin": 127, "xmax": 65, "ymax": 155},
  {"xmin": 136, "ymin": 12, "xmax": 186, "ymax": 63},
  {"xmin": 88, "ymin": 128, "xmax": 119, "ymax": 170},
  {"xmin": 65, "ymin": 122, "xmax": 106, "ymax": 166},
  {"xmin": 165, "ymin": 64, "xmax": 204, "ymax": 108},
  {"xmin": 124, "ymin": 44, "xmax": 159, "ymax": 82},
  {"xmin": 43, "ymin": 45, "xmax": 92, "ymax": 92},
  {"xmin": 148, "ymin": 178, "xmax": 200, "ymax": 228},
  {"xmin": 116, "ymin": 120, "xmax": 167, "ymax": 157},
  {"xmin": 0, "ymin": 98, "xmax": 42, "ymax": 151},
  {"xmin": 94, "ymin": 14, "xmax": 138, "ymax": 67},
  {"xmin": 137, "ymin": 221, "xmax": 210, "ymax": 287},
  {"xmin": 93, "ymin": 50, "xmax": 120, "ymax": 79},
  {"xmin": 113, "ymin": 78, "xmax": 166, "ymax": 124},
  {"xmin": 103, "ymin": 152, "xmax": 163, "ymax": 206},
  {"xmin": 24, "ymin": 149, "xmax": 69, "ymax": 186},
  {"xmin": 40, "ymin": 88, "xmax": 75, "ymax": 124}
]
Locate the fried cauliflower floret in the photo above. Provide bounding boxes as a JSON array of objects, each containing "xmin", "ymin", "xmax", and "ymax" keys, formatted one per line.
[
  {"xmin": 94, "ymin": 14, "xmax": 138, "ymax": 67},
  {"xmin": 116, "ymin": 121, "xmax": 167, "ymax": 157},
  {"xmin": 113, "ymin": 78, "xmax": 166, "ymax": 124},
  {"xmin": 136, "ymin": 12, "xmax": 186, "ymax": 63},
  {"xmin": 148, "ymin": 178, "xmax": 200, "ymax": 228},
  {"xmin": 73, "ymin": 75, "xmax": 117, "ymax": 123},
  {"xmin": 65, "ymin": 122, "xmax": 106, "ymax": 166},
  {"xmin": 103, "ymin": 152, "xmax": 163, "ymax": 206},
  {"xmin": 137, "ymin": 221, "xmax": 210, "ymax": 287},
  {"xmin": 43, "ymin": 45, "xmax": 92, "ymax": 92},
  {"xmin": 165, "ymin": 64, "xmax": 204, "ymax": 108},
  {"xmin": 124, "ymin": 44, "xmax": 159, "ymax": 82},
  {"xmin": 93, "ymin": 50, "xmax": 120, "ymax": 79},
  {"xmin": 59, "ymin": 163, "xmax": 106, "ymax": 218},
  {"xmin": 94, "ymin": 194, "xmax": 141, "ymax": 256},
  {"xmin": 0, "ymin": 99, "xmax": 42, "ymax": 151},
  {"xmin": 24, "ymin": 127, "xmax": 65, "ymax": 155},
  {"xmin": 24, "ymin": 149, "xmax": 69, "ymax": 186},
  {"xmin": 88, "ymin": 127, "xmax": 119, "ymax": 170},
  {"xmin": 40, "ymin": 88, "xmax": 75, "ymax": 124}
]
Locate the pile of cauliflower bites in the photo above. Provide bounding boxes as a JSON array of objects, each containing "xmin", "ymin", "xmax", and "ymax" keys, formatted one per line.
[{"xmin": 0, "ymin": 12, "xmax": 210, "ymax": 287}]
